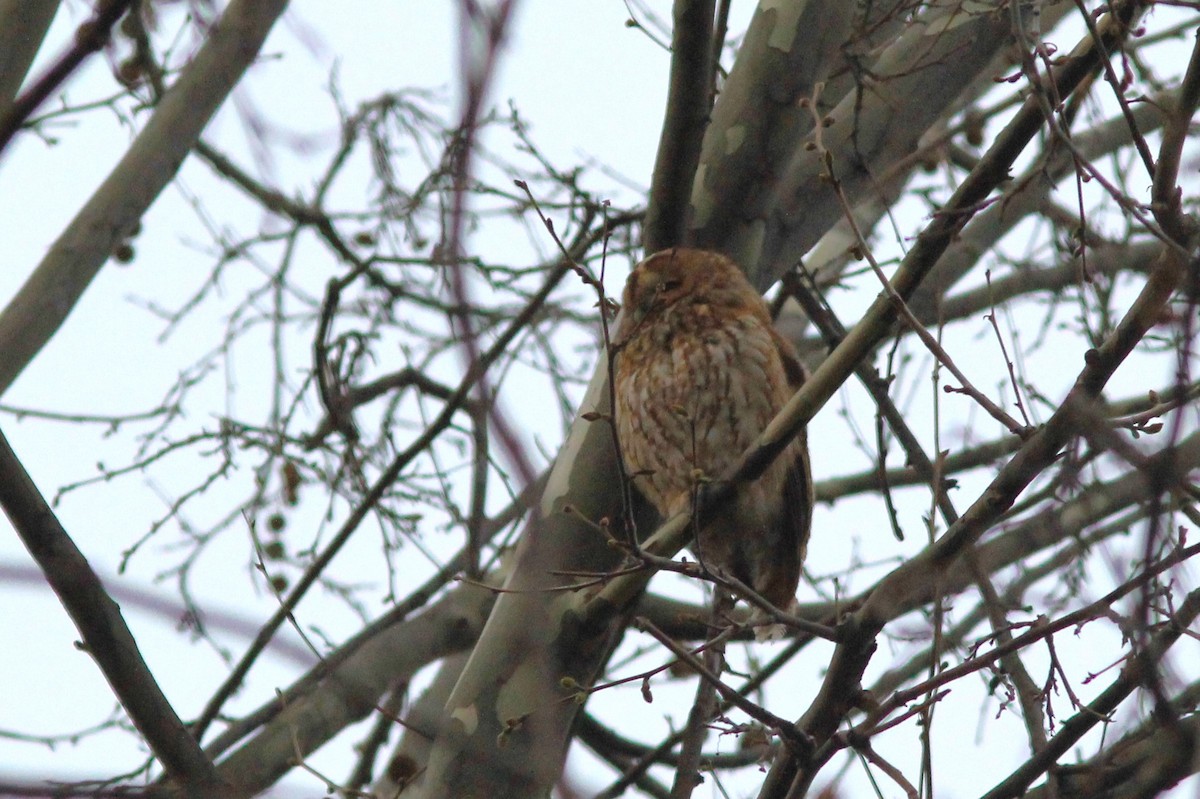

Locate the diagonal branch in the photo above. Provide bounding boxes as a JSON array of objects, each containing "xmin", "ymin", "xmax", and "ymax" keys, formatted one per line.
[
  {"xmin": 0, "ymin": 0, "xmax": 133, "ymax": 154},
  {"xmin": 0, "ymin": 0, "xmax": 289, "ymax": 397},
  {"xmin": 0, "ymin": 427, "xmax": 224, "ymax": 795},
  {"xmin": 0, "ymin": 0, "xmax": 60, "ymax": 121}
]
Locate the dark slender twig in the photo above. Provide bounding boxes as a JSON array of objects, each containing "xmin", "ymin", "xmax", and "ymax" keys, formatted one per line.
[
  {"xmin": 854, "ymin": 743, "xmax": 919, "ymax": 799},
  {"xmin": 710, "ymin": 0, "xmax": 732, "ymax": 90},
  {"xmin": 1065, "ymin": 0, "xmax": 1158, "ymax": 178},
  {"xmin": 636, "ymin": 617, "xmax": 813, "ymax": 756},
  {"xmin": 594, "ymin": 636, "xmax": 811, "ymax": 799}
]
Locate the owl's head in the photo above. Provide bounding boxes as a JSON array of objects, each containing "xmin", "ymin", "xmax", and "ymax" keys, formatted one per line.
[{"xmin": 619, "ymin": 247, "xmax": 751, "ymax": 330}]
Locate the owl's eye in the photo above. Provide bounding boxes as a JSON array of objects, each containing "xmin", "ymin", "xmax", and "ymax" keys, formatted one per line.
[{"xmin": 656, "ymin": 279, "xmax": 681, "ymax": 293}]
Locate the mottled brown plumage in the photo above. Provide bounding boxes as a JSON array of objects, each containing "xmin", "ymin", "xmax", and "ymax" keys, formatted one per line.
[{"xmin": 613, "ymin": 247, "xmax": 812, "ymax": 610}]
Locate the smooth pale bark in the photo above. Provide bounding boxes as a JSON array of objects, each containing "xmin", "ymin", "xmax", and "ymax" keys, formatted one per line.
[
  {"xmin": 688, "ymin": 0, "xmax": 1033, "ymax": 289},
  {"xmin": 0, "ymin": 0, "xmax": 290, "ymax": 397},
  {"xmin": 405, "ymin": 362, "xmax": 639, "ymax": 797},
  {"xmin": 642, "ymin": 0, "xmax": 715, "ymax": 252},
  {"xmin": 787, "ymin": 1, "xmax": 1074, "ymax": 297},
  {"xmin": 684, "ymin": 0, "xmax": 861, "ymax": 269},
  {"xmin": 740, "ymin": 2, "xmax": 1027, "ymax": 290}
]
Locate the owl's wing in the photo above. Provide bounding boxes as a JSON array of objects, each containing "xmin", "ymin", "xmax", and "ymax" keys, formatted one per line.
[
  {"xmin": 770, "ymin": 326, "xmax": 808, "ymax": 390},
  {"xmin": 773, "ymin": 328, "xmax": 814, "ymax": 573},
  {"xmin": 782, "ymin": 430, "xmax": 814, "ymax": 571},
  {"xmin": 748, "ymin": 409, "xmax": 812, "ymax": 611}
]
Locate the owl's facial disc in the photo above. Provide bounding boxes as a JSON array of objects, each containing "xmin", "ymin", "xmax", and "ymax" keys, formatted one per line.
[
  {"xmin": 626, "ymin": 269, "xmax": 668, "ymax": 322},
  {"xmin": 632, "ymin": 254, "xmax": 694, "ymax": 318}
]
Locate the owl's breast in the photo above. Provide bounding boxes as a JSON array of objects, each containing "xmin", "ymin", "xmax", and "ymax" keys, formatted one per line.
[{"xmin": 614, "ymin": 306, "xmax": 789, "ymax": 498}]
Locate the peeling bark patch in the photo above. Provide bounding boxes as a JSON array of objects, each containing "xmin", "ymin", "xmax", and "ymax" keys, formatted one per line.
[
  {"xmin": 761, "ymin": 0, "xmax": 803, "ymax": 52},
  {"xmin": 690, "ymin": 163, "xmax": 714, "ymax": 229},
  {"xmin": 451, "ymin": 704, "xmax": 479, "ymax": 735},
  {"xmin": 496, "ymin": 660, "xmax": 542, "ymax": 729},
  {"xmin": 543, "ymin": 362, "xmax": 610, "ymax": 515},
  {"xmin": 725, "ymin": 125, "xmax": 746, "ymax": 156}
]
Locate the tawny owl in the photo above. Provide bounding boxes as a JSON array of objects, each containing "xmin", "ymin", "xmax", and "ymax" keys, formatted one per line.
[{"xmin": 613, "ymin": 247, "xmax": 812, "ymax": 611}]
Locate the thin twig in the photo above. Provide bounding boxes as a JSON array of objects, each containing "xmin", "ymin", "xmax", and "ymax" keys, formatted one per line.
[{"xmin": 636, "ymin": 617, "xmax": 813, "ymax": 757}]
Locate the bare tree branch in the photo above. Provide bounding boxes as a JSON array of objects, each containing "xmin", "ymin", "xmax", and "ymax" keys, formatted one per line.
[
  {"xmin": 0, "ymin": 427, "xmax": 224, "ymax": 795},
  {"xmin": 0, "ymin": 0, "xmax": 289, "ymax": 396},
  {"xmin": 643, "ymin": 0, "xmax": 716, "ymax": 252},
  {"xmin": 0, "ymin": 0, "xmax": 133, "ymax": 153},
  {"xmin": 0, "ymin": 0, "xmax": 60, "ymax": 118}
]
